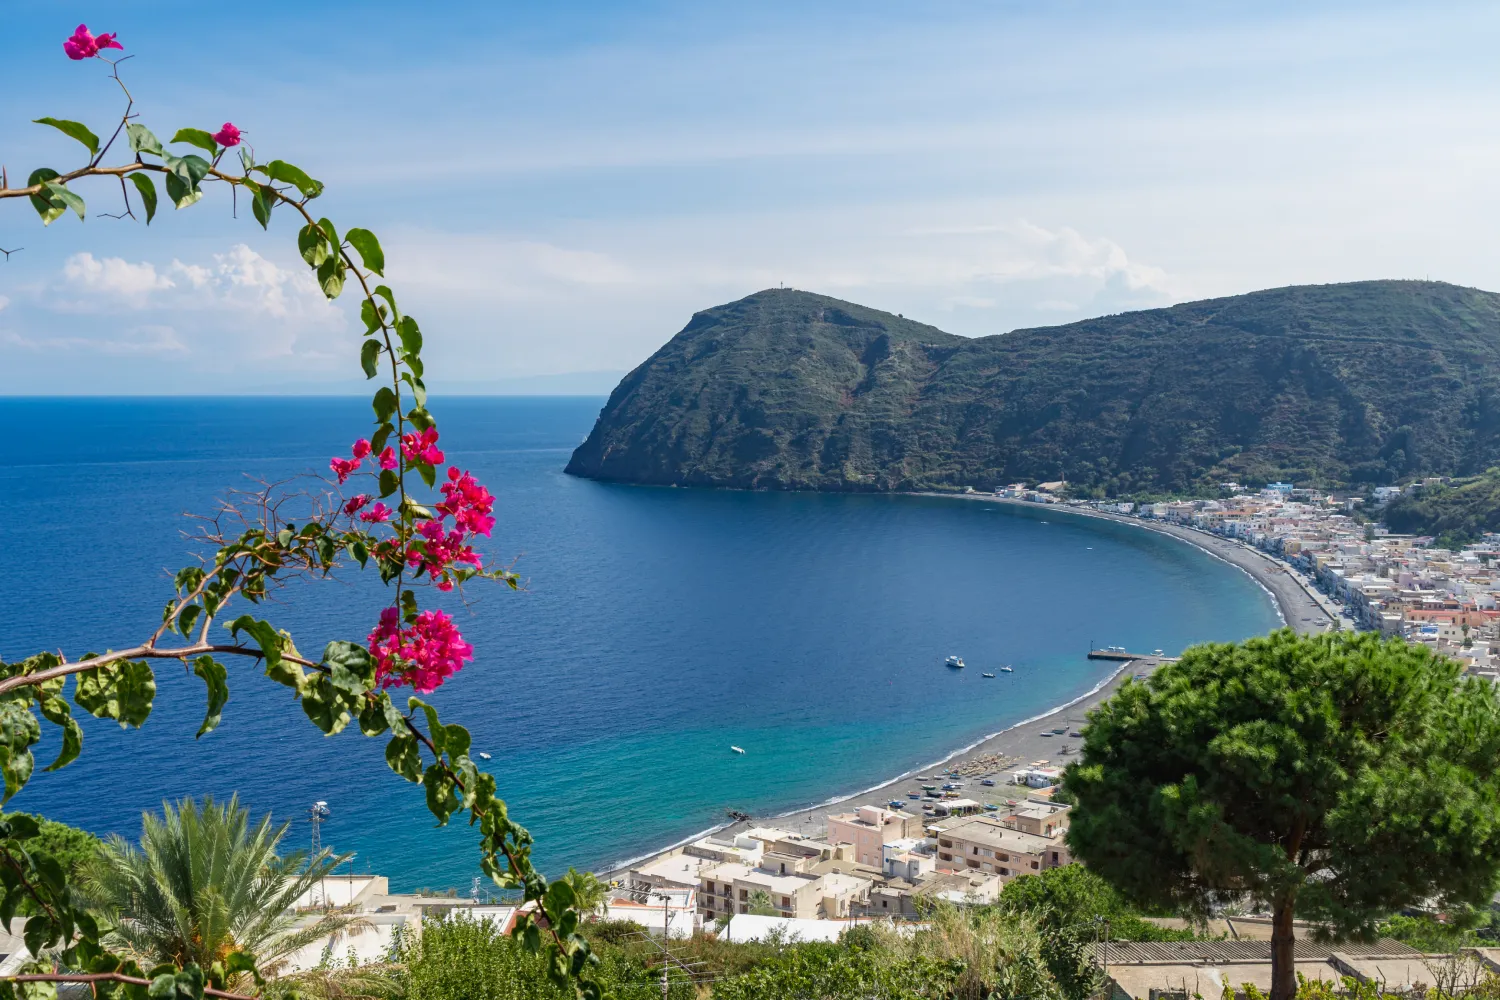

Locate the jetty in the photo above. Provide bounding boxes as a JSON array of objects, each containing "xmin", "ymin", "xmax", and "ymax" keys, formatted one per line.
[{"xmin": 1087, "ymin": 648, "xmax": 1156, "ymax": 661}]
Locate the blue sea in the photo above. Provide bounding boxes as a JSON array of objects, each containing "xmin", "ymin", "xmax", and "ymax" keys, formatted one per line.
[{"xmin": 0, "ymin": 397, "xmax": 1280, "ymax": 888}]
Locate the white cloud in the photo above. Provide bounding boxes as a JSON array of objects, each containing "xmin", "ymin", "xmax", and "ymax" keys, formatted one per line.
[
  {"xmin": 63, "ymin": 253, "xmax": 174, "ymax": 302},
  {"xmin": 8, "ymin": 245, "xmax": 352, "ymax": 374},
  {"xmin": 58, "ymin": 246, "xmax": 342, "ymax": 327},
  {"xmin": 3, "ymin": 325, "xmax": 187, "ymax": 356}
]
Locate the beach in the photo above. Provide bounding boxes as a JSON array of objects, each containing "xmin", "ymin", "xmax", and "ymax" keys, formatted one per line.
[{"xmin": 604, "ymin": 495, "xmax": 1337, "ymax": 874}]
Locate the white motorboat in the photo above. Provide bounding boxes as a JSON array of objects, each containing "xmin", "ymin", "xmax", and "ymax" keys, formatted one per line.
[
  {"xmin": 945, "ymin": 655, "xmax": 966, "ymax": 669},
  {"xmin": 730, "ymin": 746, "xmax": 746, "ymax": 754},
  {"xmin": 998, "ymin": 665, "xmax": 1014, "ymax": 673},
  {"xmin": 478, "ymin": 752, "xmax": 492, "ymax": 760}
]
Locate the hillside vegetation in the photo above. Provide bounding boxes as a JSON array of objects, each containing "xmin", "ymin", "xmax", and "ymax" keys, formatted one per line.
[
  {"xmin": 566, "ymin": 282, "xmax": 1500, "ymax": 495},
  {"xmin": 1384, "ymin": 470, "xmax": 1500, "ymax": 546}
]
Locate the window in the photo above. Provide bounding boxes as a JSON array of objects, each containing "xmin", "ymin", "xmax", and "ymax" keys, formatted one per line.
[
  {"xmin": 781, "ymin": 896, "xmax": 791, "ymax": 907},
  {"xmin": 881, "ymin": 899, "xmax": 888, "ymax": 908},
  {"xmin": 939, "ymin": 840, "xmax": 953, "ymax": 848},
  {"xmin": 1031, "ymin": 861, "xmax": 1039, "ymax": 869},
  {"xmin": 704, "ymin": 881, "xmax": 714, "ymax": 893},
  {"xmin": 739, "ymin": 889, "xmax": 748, "ymax": 900}
]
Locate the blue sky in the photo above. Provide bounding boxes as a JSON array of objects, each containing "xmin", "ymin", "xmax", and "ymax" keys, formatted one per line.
[{"xmin": 2, "ymin": 1, "xmax": 1498, "ymax": 393}]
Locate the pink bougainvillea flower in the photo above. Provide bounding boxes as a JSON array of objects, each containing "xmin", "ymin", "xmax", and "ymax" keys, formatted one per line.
[
  {"xmin": 212, "ymin": 122, "xmax": 241, "ymax": 147},
  {"xmin": 342, "ymin": 494, "xmax": 372, "ymax": 515},
  {"xmin": 351, "ymin": 438, "xmax": 372, "ymax": 460},
  {"xmin": 366, "ymin": 607, "xmax": 474, "ymax": 693},
  {"xmin": 401, "ymin": 426, "xmax": 444, "ymax": 466},
  {"xmin": 329, "ymin": 456, "xmax": 360, "ymax": 484},
  {"xmin": 360, "ymin": 502, "xmax": 394, "ymax": 523},
  {"xmin": 378, "ymin": 447, "xmax": 398, "ymax": 471},
  {"xmin": 438, "ymin": 466, "xmax": 496, "ymax": 537},
  {"xmin": 94, "ymin": 31, "xmax": 123, "ymax": 52},
  {"xmin": 63, "ymin": 25, "xmax": 99, "ymax": 60}
]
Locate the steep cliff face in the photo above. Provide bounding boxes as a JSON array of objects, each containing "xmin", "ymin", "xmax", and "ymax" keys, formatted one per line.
[{"xmin": 565, "ymin": 282, "xmax": 1500, "ymax": 495}]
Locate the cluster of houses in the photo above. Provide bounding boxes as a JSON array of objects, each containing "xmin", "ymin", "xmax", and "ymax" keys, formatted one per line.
[
  {"xmin": 1100, "ymin": 485, "xmax": 1500, "ymax": 681},
  {"xmin": 614, "ymin": 795, "xmax": 1073, "ymax": 934},
  {"xmin": 992, "ymin": 478, "xmax": 1500, "ymax": 681}
]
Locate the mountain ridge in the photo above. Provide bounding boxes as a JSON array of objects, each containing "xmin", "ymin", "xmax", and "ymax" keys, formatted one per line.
[{"xmin": 565, "ymin": 281, "xmax": 1500, "ymax": 495}]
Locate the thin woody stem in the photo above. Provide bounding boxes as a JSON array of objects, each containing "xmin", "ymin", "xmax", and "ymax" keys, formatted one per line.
[{"xmin": 0, "ymin": 644, "xmax": 322, "ymax": 698}]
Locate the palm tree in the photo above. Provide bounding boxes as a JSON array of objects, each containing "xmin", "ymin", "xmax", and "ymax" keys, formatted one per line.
[{"xmin": 81, "ymin": 795, "xmax": 358, "ymax": 979}]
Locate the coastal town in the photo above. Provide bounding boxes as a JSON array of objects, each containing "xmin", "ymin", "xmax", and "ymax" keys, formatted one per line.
[{"xmin": 978, "ymin": 481, "xmax": 1500, "ymax": 682}]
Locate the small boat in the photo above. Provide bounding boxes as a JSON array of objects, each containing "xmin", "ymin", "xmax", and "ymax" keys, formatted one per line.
[
  {"xmin": 730, "ymin": 746, "xmax": 746, "ymax": 754},
  {"xmin": 908, "ymin": 792, "xmax": 922, "ymax": 799},
  {"xmin": 1050, "ymin": 727, "xmax": 1066, "ymax": 734},
  {"xmin": 981, "ymin": 778, "xmax": 996, "ymax": 786},
  {"xmin": 945, "ymin": 655, "xmax": 966, "ymax": 669},
  {"xmin": 478, "ymin": 752, "xmax": 492, "ymax": 760},
  {"xmin": 998, "ymin": 665, "xmax": 1014, "ymax": 673},
  {"xmin": 981, "ymin": 672, "xmax": 996, "ymax": 678}
]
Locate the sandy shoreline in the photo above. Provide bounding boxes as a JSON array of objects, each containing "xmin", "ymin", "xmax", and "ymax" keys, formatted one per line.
[{"xmin": 601, "ymin": 495, "xmax": 1344, "ymax": 877}]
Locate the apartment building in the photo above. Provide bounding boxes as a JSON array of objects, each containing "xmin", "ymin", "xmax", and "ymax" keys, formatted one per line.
[
  {"xmin": 825, "ymin": 805, "xmax": 925, "ymax": 868},
  {"xmin": 934, "ymin": 815, "xmax": 1069, "ymax": 878}
]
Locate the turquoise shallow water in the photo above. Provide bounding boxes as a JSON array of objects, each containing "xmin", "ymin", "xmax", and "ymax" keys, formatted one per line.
[{"xmin": 0, "ymin": 397, "xmax": 1281, "ymax": 887}]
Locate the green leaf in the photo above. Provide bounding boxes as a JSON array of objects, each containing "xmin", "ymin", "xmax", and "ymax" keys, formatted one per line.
[
  {"xmin": 126, "ymin": 123, "xmax": 164, "ymax": 156},
  {"xmin": 262, "ymin": 160, "xmax": 323, "ymax": 199},
  {"xmin": 34, "ymin": 118, "xmax": 99, "ymax": 157},
  {"xmin": 418, "ymin": 462, "xmax": 436, "ymax": 488},
  {"xmin": 163, "ymin": 172, "xmax": 202, "ymax": 210},
  {"xmin": 227, "ymin": 616, "xmax": 303, "ymax": 690},
  {"xmin": 359, "ymin": 695, "xmax": 391, "ymax": 736},
  {"xmin": 371, "ymin": 421, "xmax": 395, "ymax": 456},
  {"xmin": 128, "ymin": 172, "xmax": 158, "ymax": 223},
  {"xmin": 378, "ymin": 469, "xmax": 399, "ymax": 498},
  {"xmin": 411, "ymin": 697, "xmax": 445, "ymax": 753},
  {"xmin": 26, "ymin": 168, "xmax": 64, "ymax": 225},
  {"xmin": 317, "ymin": 217, "xmax": 339, "ymax": 250},
  {"xmin": 372, "ymin": 387, "xmax": 398, "ymax": 422},
  {"xmin": 176, "ymin": 604, "xmax": 202, "ymax": 638},
  {"xmin": 192, "ymin": 656, "xmax": 229, "ymax": 738},
  {"xmin": 397, "ymin": 316, "xmax": 422, "ymax": 358},
  {"xmin": 36, "ymin": 694, "xmax": 81, "ymax": 773},
  {"xmin": 405, "ymin": 374, "xmax": 428, "ymax": 410},
  {"xmin": 360, "ymin": 298, "xmax": 382, "ymax": 334},
  {"xmin": 317, "ymin": 255, "xmax": 345, "ymax": 300},
  {"xmin": 374, "ymin": 285, "xmax": 401, "ymax": 323},
  {"xmin": 42, "ymin": 181, "xmax": 85, "ymax": 221},
  {"xmin": 171, "ymin": 128, "xmax": 219, "ymax": 154},
  {"xmin": 345, "ymin": 228, "xmax": 384, "ymax": 276},
  {"xmin": 165, "ymin": 153, "xmax": 211, "ymax": 188},
  {"xmin": 407, "ymin": 407, "xmax": 435, "ymax": 431},
  {"xmin": 360, "ymin": 340, "xmax": 382, "ymax": 379},
  {"xmin": 385, "ymin": 734, "xmax": 422, "ymax": 783},
  {"xmin": 73, "ymin": 660, "xmax": 155, "ymax": 729},
  {"xmin": 322, "ymin": 641, "xmax": 375, "ymax": 696},
  {"xmin": 250, "ymin": 184, "xmax": 272, "ymax": 230},
  {"xmin": 442, "ymin": 723, "xmax": 471, "ymax": 761},
  {"xmin": 298, "ymin": 223, "xmax": 330, "ymax": 267},
  {"xmin": 423, "ymin": 764, "xmax": 459, "ymax": 825}
]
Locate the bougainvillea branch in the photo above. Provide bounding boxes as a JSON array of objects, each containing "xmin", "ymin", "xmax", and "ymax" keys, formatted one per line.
[{"xmin": 0, "ymin": 25, "xmax": 599, "ymax": 1000}]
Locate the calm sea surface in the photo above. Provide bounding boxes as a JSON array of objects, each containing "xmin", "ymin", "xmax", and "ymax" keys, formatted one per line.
[{"xmin": 0, "ymin": 397, "xmax": 1280, "ymax": 888}]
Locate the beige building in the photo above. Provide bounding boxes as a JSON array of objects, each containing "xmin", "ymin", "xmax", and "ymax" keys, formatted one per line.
[
  {"xmin": 697, "ymin": 850, "xmax": 874, "ymax": 921},
  {"xmin": 934, "ymin": 815, "xmax": 1069, "ymax": 878},
  {"xmin": 997, "ymin": 800, "xmax": 1070, "ymax": 839},
  {"xmin": 826, "ymin": 805, "xmax": 925, "ymax": 868}
]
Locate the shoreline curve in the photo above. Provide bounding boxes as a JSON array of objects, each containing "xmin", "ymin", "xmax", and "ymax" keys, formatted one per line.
[{"xmin": 599, "ymin": 492, "xmax": 1340, "ymax": 878}]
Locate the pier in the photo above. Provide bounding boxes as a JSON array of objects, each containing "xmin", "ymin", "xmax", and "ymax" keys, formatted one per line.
[{"xmin": 1087, "ymin": 648, "xmax": 1157, "ymax": 661}]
